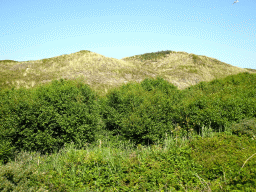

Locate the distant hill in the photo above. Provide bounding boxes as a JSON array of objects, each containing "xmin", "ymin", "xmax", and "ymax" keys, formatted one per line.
[{"xmin": 0, "ymin": 50, "xmax": 255, "ymax": 95}]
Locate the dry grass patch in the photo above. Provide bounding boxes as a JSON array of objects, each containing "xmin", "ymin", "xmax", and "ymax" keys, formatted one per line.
[
  {"xmin": 122, "ymin": 51, "xmax": 253, "ymax": 89},
  {"xmin": 1, "ymin": 50, "xmax": 255, "ymax": 93}
]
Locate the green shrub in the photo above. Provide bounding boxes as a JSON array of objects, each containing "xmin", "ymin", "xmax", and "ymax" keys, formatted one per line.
[
  {"xmin": 230, "ymin": 118, "xmax": 256, "ymax": 138},
  {"xmin": 140, "ymin": 77, "xmax": 179, "ymax": 96},
  {"xmin": 0, "ymin": 140, "xmax": 15, "ymax": 165},
  {"xmin": 102, "ymin": 73, "xmax": 256, "ymax": 144},
  {"xmin": 0, "ymin": 79, "xmax": 103, "ymax": 157},
  {"xmin": 177, "ymin": 73, "xmax": 256, "ymax": 133},
  {"xmin": 101, "ymin": 78, "xmax": 181, "ymax": 145},
  {"xmin": 0, "ymin": 152, "xmax": 46, "ymax": 191}
]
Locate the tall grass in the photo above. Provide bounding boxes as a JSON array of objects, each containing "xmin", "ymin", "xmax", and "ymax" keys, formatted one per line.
[{"xmin": 1, "ymin": 128, "xmax": 255, "ymax": 191}]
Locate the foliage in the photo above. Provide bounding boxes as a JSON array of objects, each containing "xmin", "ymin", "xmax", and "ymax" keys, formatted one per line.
[
  {"xmin": 230, "ymin": 118, "xmax": 256, "ymax": 138},
  {"xmin": 1, "ymin": 133, "xmax": 256, "ymax": 191},
  {"xmin": 0, "ymin": 151, "xmax": 47, "ymax": 191},
  {"xmin": 1, "ymin": 72, "xmax": 256, "ymax": 162},
  {"xmin": 0, "ymin": 79, "xmax": 103, "ymax": 161},
  {"xmin": 0, "ymin": 140, "xmax": 15, "ymax": 165},
  {"xmin": 101, "ymin": 77, "xmax": 182, "ymax": 145},
  {"xmin": 1, "ymin": 72, "xmax": 256, "ymax": 190},
  {"xmin": 100, "ymin": 73, "xmax": 256, "ymax": 144},
  {"xmin": 1, "ymin": 140, "xmax": 203, "ymax": 191},
  {"xmin": 189, "ymin": 133, "xmax": 256, "ymax": 191},
  {"xmin": 177, "ymin": 72, "xmax": 256, "ymax": 133}
]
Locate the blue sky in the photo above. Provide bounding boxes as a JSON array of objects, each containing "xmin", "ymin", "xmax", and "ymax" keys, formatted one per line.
[{"xmin": 1, "ymin": 0, "xmax": 255, "ymax": 69}]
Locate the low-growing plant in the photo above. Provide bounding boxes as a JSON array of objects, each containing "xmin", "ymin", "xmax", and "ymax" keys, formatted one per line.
[
  {"xmin": 0, "ymin": 137, "xmax": 203, "ymax": 191},
  {"xmin": 133, "ymin": 50, "xmax": 174, "ymax": 61},
  {"xmin": 1, "ymin": 129, "xmax": 256, "ymax": 191},
  {"xmin": 0, "ymin": 151, "xmax": 47, "ymax": 191},
  {"xmin": 230, "ymin": 117, "xmax": 256, "ymax": 138},
  {"xmin": 189, "ymin": 133, "xmax": 256, "ymax": 190}
]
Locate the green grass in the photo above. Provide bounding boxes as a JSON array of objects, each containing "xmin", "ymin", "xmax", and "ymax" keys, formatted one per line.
[{"xmin": 1, "ymin": 131, "xmax": 256, "ymax": 191}]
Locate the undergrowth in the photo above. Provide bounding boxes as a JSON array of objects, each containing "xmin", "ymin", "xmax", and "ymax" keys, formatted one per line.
[{"xmin": 1, "ymin": 72, "xmax": 256, "ymax": 191}]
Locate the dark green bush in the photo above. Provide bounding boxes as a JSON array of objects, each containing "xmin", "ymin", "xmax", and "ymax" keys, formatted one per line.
[
  {"xmin": 1, "ymin": 72, "xmax": 256, "ymax": 164},
  {"xmin": 140, "ymin": 77, "xmax": 179, "ymax": 96},
  {"xmin": 0, "ymin": 140, "xmax": 15, "ymax": 165},
  {"xmin": 177, "ymin": 72, "xmax": 256, "ymax": 133},
  {"xmin": 230, "ymin": 118, "xmax": 256, "ymax": 138},
  {"xmin": 0, "ymin": 79, "xmax": 103, "ymax": 158},
  {"xmin": 101, "ymin": 78, "xmax": 181, "ymax": 145},
  {"xmin": 101, "ymin": 73, "xmax": 256, "ymax": 144}
]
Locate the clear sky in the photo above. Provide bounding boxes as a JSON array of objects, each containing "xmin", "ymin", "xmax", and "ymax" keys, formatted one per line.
[{"xmin": 1, "ymin": 0, "xmax": 255, "ymax": 69}]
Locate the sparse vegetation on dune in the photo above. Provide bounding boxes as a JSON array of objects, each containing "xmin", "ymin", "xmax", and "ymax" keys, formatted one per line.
[
  {"xmin": 122, "ymin": 51, "xmax": 251, "ymax": 90},
  {"xmin": 245, "ymin": 68, "xmax": 256, "ymax": 72},
  {"xmin": 0, "ymin": 50, "xmax": 254, "ymax": 95},
  {"xmin": 1, "ymin": 70, "xmax": 256, "ymax": 191},
  {"xmin": 122, "ymin": 50, "xmax": 175, "ymax": 62}
]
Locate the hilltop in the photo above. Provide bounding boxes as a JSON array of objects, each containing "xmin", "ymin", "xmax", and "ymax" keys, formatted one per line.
[{"xmin": 0, "ymin": 50, "xmax": 254, "ymax": 94}]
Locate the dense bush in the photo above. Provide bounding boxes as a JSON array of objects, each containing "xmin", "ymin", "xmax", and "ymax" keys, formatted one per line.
[
  {"xmin": 101, "ymin": 77, "xmax": 182, "ymax": 145},
  {"xmin": 100, "ymin": 73, "xmax": 256, "ymax": 144},
  {"xmin": 177, "ymin": 72, "xmax": 256, "ymax": 133},
  {"xmin": 1, "ymin": 72, "xmax": 256, "ymax": 163},
  {"xmin": 230, "ymin": 118, "xmax": 256, "ymax": 138},
  {"xmin": 0, "ymin": 140, "xmax": 15, "ymax": 165},
  {"xmin": 0, "ymin": 79, "xmax": 103, "ymax": 161}
]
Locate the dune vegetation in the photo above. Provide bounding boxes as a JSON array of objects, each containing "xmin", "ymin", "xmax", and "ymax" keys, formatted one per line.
[
  {"xmin": 0, "ymin": 50, "xmax": 254, "ymax": 95},
  {"xmin": 0, "ymin": 50, "xmax": 256, "ymax": 191}
]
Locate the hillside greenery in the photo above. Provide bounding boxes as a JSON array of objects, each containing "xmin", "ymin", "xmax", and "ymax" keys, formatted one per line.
[
  {"xmin": 126, "ymin": 50, "xmax": 175, "ymax": 62},
  {"xmin": 0, "ymin": 72, "xmax": 256, "ymax": 191}
]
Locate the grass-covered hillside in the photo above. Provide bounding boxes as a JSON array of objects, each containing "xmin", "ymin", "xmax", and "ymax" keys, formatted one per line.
[
  {"xmin": 0, "ymin": 72, "xmax": 256, "ymax": 191},
  {"xmin": 0, "ymin": 50, "xmax": 254, "ymax": 95}
]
